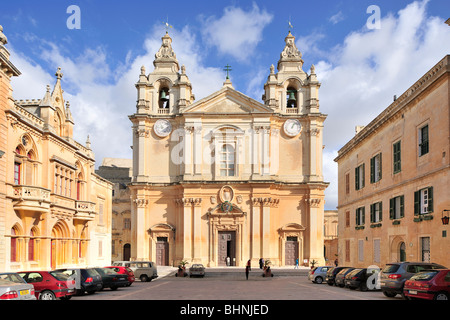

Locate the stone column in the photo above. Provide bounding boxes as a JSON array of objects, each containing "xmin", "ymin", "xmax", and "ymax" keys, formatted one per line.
[
  {"xmin": 193, "ymin": 126, "xmax": 202, "ymax": 176},
  {"xmin": 307, "ymin": 197, "xmax": 325, "ymax": 265},
  {"xmin": 261, "ymin": 198, "xmax": 271, "ymax": 260},
  {"xmin": 192, "ymin": 198, "xmax": 202, "ymax": 263},
  {"xmin": 184, "ymin": 126, "xmax": 194, "ymax": 176},
  {"xmin": 251, "ymin": 197, "xmax": 261, "ymax": 263},
  {"xmin": 133, "ymin": 197, "xmax": 149, "ymax": 260},
  {"xmin": 182, "ymin": 198, "xmax": 193, "ymax": 261}
]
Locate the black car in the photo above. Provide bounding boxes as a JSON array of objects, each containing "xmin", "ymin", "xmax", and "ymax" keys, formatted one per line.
[
  {"xmin": 325, "ymin": 266, "xmax": 350, "ymax": 286},
  {"xmin": 94, "ymin": 268, "xmax": 129, "ymax": 290},
  {"xmin": 344, "ymin": 268, "xmax": 380, "ymax": 291},
  {"xmin": 56, "ymin": 268, "xmax": 103, "ymax": 295},
  {"xmin": 334, "ymin": 267, "xmax": 355, "ymax": 287}
]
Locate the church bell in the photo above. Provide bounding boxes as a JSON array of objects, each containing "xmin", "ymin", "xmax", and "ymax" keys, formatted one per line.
[
  {"xmin": 160, "ymin": 90, "xmax": 169, "ymax": 101},
  {"xmin": 288, "ymin": 91, "xmax": 296, "ymax": 102}
]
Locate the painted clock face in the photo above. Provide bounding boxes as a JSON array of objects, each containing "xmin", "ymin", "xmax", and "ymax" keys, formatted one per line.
[
  {"xmin": 154, "ymin": 119, "xmax": 172, "ymax": 137},
  {"xmin": 284, "ymin": 119, "xmax": 302, "ymax": 137}
]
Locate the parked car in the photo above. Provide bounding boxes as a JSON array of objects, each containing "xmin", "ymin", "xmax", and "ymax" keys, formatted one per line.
[
  {"xmin": 18, "ymin": 271, "xmax": 75, "ymax": 300},
  {"xmin": 325, "ymin": 266, "xmax": 350, "ymax": 286},
  {"xmin": 403, "ymin": 269, "xmax": 450, "ymax": 300},
  {"xmin": 55, "ymin": 268, "xmax": 103, "ymax": 295},
  {"xmin": 112, "ymin": 261, "xmax": 158, "ymax": 282},
  {"xmin": 308, "ymin": 266, "xmax": 333, "ymax": 284},
  {"xmin": 380, "ymin": 262, "xmax": 446, "ymax": 298},
  {"xmin": 93, "ymin": 268, "xmax": 129, "ymax": 290},
  {"xmin": 0, "ymin": 272, "xmax": 36, "ymax": 300},
  {"xmin": 334, "ymin": 267, "xmax": 355, "ymax": 287},
  {"xmin": 189, "ymin": 264, "xmax": 205, "ymax": 278},
  {"xmin": 344, "ymin": 268, "xmax": 380, "ymax": 291},
  {"xmin": 105, "ymin": 266, "xmax": 135, "ymax": 286}
]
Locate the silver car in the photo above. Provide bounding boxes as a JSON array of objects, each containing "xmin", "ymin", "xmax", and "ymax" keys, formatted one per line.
[
  {"xmin": 308, "ymin": 266, "xmax": 333, "ymax": 284},
  {"xmin": 0, "ymin": 272, "xmax": 36, "ymax": 300}
]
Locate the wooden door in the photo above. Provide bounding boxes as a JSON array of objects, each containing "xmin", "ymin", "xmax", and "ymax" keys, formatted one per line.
[
  {"xmin": 156, "ymin": 238, "xmax": 169, "ymax": 266},
  {"xmin": 218, "ymin": 231, "xmax": 236, "ymax": 266},
  {"xmin": 285, "ymin": 237, "xmax": 298, "ymax": 265}
]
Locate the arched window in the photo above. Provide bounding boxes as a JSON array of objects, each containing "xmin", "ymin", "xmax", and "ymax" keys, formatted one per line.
[
  {"xmin": 219, "ymin": 144, "xmax": 235, "ymax": 177},
  {"xmin": 28, "ymin": 229, "xmax": 36, "ymax": 261},
  {"xmin": 286, "ymin": 87, "xmax": 297, "ymax": 108},
  {"xmin": 159, "ymin": 87, "xmax": 170, "ymax": 109},
  {"xmin": 11, "ymin": 227, "xmax": 19, "ymax": 262},
  {"xmin": 14, "ymin": 147, "xmax": 22, "ymax": 185},
  {"xmin": 399, "ymin": 242, "xmax": 406, "ymax": 262}
]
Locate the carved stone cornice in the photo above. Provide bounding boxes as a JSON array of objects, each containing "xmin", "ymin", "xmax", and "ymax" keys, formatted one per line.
[
  {"xmin": 306, "ymin": 197, "xmax": 321, "ymax": 208},
  {"xmin": 135, "ymin": 128, "xmax": 150, "ymax": 138},
  {"xmin": 134, "ymin": 198, "xmax": 149, "ymax": 208},
  {"xmin": 252, "ymin": 197, "xmax": 280, "ymax": 207}
]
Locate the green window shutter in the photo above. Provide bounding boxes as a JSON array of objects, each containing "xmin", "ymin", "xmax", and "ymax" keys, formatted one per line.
[
  {"xmin": 379, "ymin": 153, "xmax": 382, "ymax": 180},
  {"xmin": 389, "ymin": 198, "xmax": 394, "ymax": 219},
  {"xmin": 355, "ymin": 167, "xmax": 359, "ymax": 190},
  {"xmin": 362, "ymin": 163, "xmax": 365, "ymax": 188},
  {"xmin": 356, "ymin": 209, "xmax": 359, "ymax": 225},
  {"xmin": 370, "ymin": 157, "xmax": 374, "ymax": 183},
  {"xmin": 428, "ymin": 187, "xmax": 433, "ymax": 213},
  {"xmin": 414, "ymin": 191, "xmax": 420, "ymax": 216},
  {"xmin": 362, "ymin": 207, "xmax": 365, "ymax": 225},
  {"xmin": 370, "ymin": 204, "xmax": 374, "ymax": 223},
  {"xmin": 400, "ymin": 196, "xmax": 404, "ymax": 218},
  {"xmin": 379, "ymin": 202, "xmax": 383, "ymax": 221}
]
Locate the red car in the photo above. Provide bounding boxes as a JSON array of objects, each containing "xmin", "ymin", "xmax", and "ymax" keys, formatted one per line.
[
  {"xmin": 105, "ymin": 266, "xmax": 135, "ymax": 286},
  {"xmin": 403, "ymin": 269, "xmax": 450, "ymax": 300},
  {"xmin": 19, "ymin": 271, "xmax": 75, "ymax": 300}
]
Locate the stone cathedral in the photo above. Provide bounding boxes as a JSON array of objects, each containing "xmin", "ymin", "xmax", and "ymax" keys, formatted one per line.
[{"xmin": 128, "ymin": 31, "xmax": 328, "ymax": 267}]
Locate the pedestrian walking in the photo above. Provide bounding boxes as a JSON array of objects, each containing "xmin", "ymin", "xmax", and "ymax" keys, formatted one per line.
[
  {"xmin": 294, "ymin": 258, "xmax": 299, "ymax": 269},
  {"xmin": 245, "ymin": 259, "xmax": 251, "ymax": 280},
  {"xmin": 334, "ymin": 258, "xmax": 338, "ymax": 267},
  {"xmin": 226, "ymin": 256, "xmax": 230, "ymax": 266},
  {"xmin": 259, "ymin": 258, "xmax": 263, "ymax": 269}
]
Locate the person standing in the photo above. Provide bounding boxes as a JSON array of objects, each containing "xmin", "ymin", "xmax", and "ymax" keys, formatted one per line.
[
  {"xmin": 245, "ymin": 259, "xmax": 251, "ymax": 280},
  {"xmin": 259, "ymin": 258, "xmax": 263, "ymax": 269},
  {"xmin": 295, "ymin": 258, "xmax": 299, "ymax": 269}
]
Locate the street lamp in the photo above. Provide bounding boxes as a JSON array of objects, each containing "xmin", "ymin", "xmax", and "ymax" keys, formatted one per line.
[{"xmin": 442, "ymin": 210, "xmax": 450, "ymax": 225}]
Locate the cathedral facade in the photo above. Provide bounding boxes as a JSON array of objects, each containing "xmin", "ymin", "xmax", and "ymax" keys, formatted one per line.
[{"xmin": 128, "ymin": 31, "xmax": 328, "ymax": 267}]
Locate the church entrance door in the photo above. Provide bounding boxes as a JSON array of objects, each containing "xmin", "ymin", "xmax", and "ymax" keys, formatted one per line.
[
  {"xmin": 285, "ymin": 237, "xmax": 299, "ymax": 265},
  {"xmin": 218, "ymin": 231, "xmax": 236, "ymax": 266},
  {"xmin": 156, "ymin": 237, "xmax": 169, "ymax": 266}
]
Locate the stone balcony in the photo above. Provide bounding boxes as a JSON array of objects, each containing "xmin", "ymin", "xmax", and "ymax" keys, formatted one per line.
[
  {"xmin": 11, "ymin": 185, "xmax": 51, "ymax": 213},
  {"xmin": 74, "ymin": 200, "xmax": 97, "ymax": 221}
]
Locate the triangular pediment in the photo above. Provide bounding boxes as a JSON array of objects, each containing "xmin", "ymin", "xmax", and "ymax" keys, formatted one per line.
[{"xmin": 182, "ymin": 86, "xmax": 273, "ymax": 115}]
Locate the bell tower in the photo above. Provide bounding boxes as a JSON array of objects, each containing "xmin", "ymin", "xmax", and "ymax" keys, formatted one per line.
[
  {"xmin": 263, "ymin": 31, "xmax": 320, "ymax": 115},
  {"xmin": 135, "ymin": 32, "xmax": 194, "ymax": 116}
]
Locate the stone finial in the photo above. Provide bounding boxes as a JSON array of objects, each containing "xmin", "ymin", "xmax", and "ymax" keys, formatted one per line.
[
  {"xmin": 55, "ymin": 67, "xmax": 63, "ymax": 80},
  {"xmin": 86, "ymin": 135, "xmax": 91, "ymax": 149},
  {"xmin": 310, "ymin": 64, "xmax": 315, "ymax": 74},
  {"xmin": 181, "ymin": 64, "xmax": 186, "ymax": 74},
  {"xmin": 0, "ymin": 25, "xmax": 8, "ymax": 45},
  {"xmin": 270, "ymin": 64, "xmax": 275, "ymax": 74},
  {"xmin": 140, "ymin": 65, "xmax": 146, "ymax": 75}
]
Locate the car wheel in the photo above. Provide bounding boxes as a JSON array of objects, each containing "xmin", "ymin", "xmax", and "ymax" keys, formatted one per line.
[
  {"xmin": 315, "ymin": 277, "xmax": 323, "ymax": 284},
  {"xmin": 60, "ymin": 295, "xmax": 72, "ymax": 300},
  {"xmin": 434, "ymin": 292, "xmax": 449, "ymax": 300},
  {"xmin": 360, "ymin": 282, "xmax": 368, "ymax": 292},
  {"xmin": 382, "ymin": 291, "xmax": 397, "ymax": 298},
  {"xmin": 39, "ymin": 290, "xmax": 56, "ymax": 300},
  {"xmin": 140, "ymin": 275, "xmax": 149, "ymax": 282}
]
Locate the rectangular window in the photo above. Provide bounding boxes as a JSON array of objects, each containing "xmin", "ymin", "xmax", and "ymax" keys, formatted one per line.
[
  {"xmin": 420, "ymin": 237, "xmax": 430, "ymax": 262},
  {"xmin": 355, "ymin": 163, "xmax": 365, "ymax": 190},
  {"xmin": 370, "ymin": 153, "xmax": 382, "ymax": 183},
  {"xmin": 355, "ymin": 207, "xmax": 365, "ymax": 226},
  {"xmin": 124, "ymin": 218, "xmax": 131, "ymax": 230},
  {"xmin": 345, "ymin": 173, "xmax": 350, "ymax": 194},
  {"xmin": 345, "ymin": 240, "xmax": 350, "ymax": 262},
  {"xmin": 370, "ymin": 202, "xmax": 383, "ymax": 223},
  {"xmin": 374, "ymin": 239, "xmax": 381, "ymax": 263},
  {"xmin": 14, "ymin": 162, "xmax": 21, "ymax": 185},
  {"xmin": 98, "ymin": 240, "xmax": 103, "ymax": 257},
  {"xmin": 393, "ymin": 141, "xmax": 401, "ymax": 173},
  {"xmin": 98, "ymin": 200, "xmax": 104, "ymax": 225},
  {"xmin": 389, "ymin": 195, "xmax": 404, "ymax": 219},
  {"xmin": 345, "ymin": 211, "xmax": 350, "ymax": 227},
  {"xmin": 419, "ymin": 125, "xmax": 429, "ymax": 156},
  {"xmin": 219, "ymin": 144, "xmax": 235, "ymax": 176},
  {"xmin": 414, "ymin": 187, "xmax": 433, "ymax": 215},
  {"xmin": 358, "ymin": 240, "xmax": 364, "ymax": 262}
]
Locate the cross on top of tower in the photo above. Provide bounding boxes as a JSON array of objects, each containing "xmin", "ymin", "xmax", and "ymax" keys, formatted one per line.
[
  {"xmin": 55, "ymin": 67, "xmax": 63, "ymax": 80},
  {"xmin": 224, "ymin": 64, "xmax": 232, "ymax": 79}
]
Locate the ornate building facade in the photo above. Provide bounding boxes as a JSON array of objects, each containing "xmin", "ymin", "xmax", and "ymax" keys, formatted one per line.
[
  {"xmin": 128, "ymin": 31, "xmax": 328, "ymax": 267},
  {"xmin": 0, "ymin": 26, "xmax": 113, "ymax": 272}
]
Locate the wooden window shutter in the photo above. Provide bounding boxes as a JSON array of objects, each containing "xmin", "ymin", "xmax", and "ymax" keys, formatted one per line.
[
  {"xmin": 370, "ymin": 157, "xmax": 375, "ymax": 183},
  {"xmin": 379, "ymin": 153, "xmax": 382, "ymax": 180},
  {"xmin": 370, "ymin": 204, "xmax": 374, "ymax": 223},
  {"xmin": 427, "ymin": 187, "xmax": 433, "ymax": 213},
  {"xmin": 400, "ymin": 196, "xmax": 404, "ymax": 218},
  {"xmin": 389, "ymin": 198, "xmax": 394, "ymax": 219},
  {"xmin": 414, "ymin": 191, "xmax": 420, "ymax": 216},
  {"xmin": 355, "ymin": 167, "xmax": 359, "ymax": 190}
]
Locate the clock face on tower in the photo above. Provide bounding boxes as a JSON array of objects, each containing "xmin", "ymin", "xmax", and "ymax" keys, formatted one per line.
[
  {"xmin": 283, "ymin": 119, "xmax": 302, "ymax": 137},
  {"xmin": 153, "ymin": 119, "xmax": 172, "ymax": 137}
]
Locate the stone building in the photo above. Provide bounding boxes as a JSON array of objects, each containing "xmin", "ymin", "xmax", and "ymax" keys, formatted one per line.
[
  {"xmin": 334, "ymin": 55, "xmax": 450, "ymax": 268},
  {"xmin": 0, "ymin": 26, "xmax": 113, "ymax": 272},
  {"xmin": 128, "ymin": 31, "xmax": 328, "ymax": 267},
  {"xmin": 96, "ymin": 158, "xmax": 132, "ymax": 262},
  {"xmin": 324, "ymin": 210, "xmax": 338, "ymax": 264}
]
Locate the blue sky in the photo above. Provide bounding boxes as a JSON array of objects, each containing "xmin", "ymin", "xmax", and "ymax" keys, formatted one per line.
[{"xmin": 1, "ymin": 0, "xmax": 450, "ymax": 209}]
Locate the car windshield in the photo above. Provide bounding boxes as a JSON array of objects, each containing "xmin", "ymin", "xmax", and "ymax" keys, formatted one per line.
[
  {"xmin": 49, "ymin": 271, "xmax": 70, "ymax": 281},
  {"xmin": 101, "ymin": 268, "xmax": 117, "ymax": 275},
  {"xmin": 0, "ymin": 273, "xmax": 25, "ymax": 284},
  {"xmin": 191, "ymin": 264, "xmax": 203, "ymax": 268},
  {"xmin": 87, "ymin": 269, "xmax": 100, "ymax": 277},
  {"xmin": 382, "ymin": 264, "xmax": 400, "ymax": 273},
  {"xmin": 410, "ymin": 271, "xmax": 439, "ymax": 281},
  {"xmin": 348, "ymin": 269, "xmax": 362, "ymax": 276}
]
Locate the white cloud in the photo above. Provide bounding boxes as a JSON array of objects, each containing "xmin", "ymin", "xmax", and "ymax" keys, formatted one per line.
[
  {"xmin": 200, "ymin": 3, "xmax": 273, "ymax": 62},
  {"xmin": 329, "ymin": 11, "xmax": 345, "ymax": 25},
  {"xmin": 317, "ymin": 0, "xmax": 450, "ymax": 209}
]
